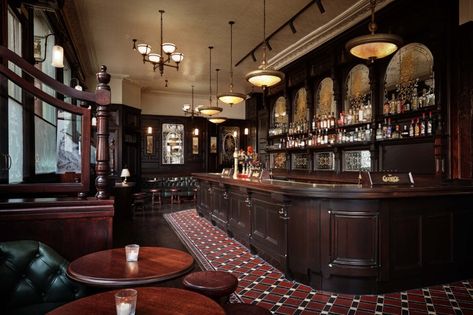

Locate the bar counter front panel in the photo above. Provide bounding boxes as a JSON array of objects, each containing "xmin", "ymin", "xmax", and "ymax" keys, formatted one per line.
[{"xmin": 193, "ymin": 173, "xmax": 473, "ymax": 294}]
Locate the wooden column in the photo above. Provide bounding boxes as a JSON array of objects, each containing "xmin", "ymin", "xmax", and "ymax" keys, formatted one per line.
[{"xmin": 95, "ymin": 65, "xmax": 111, "ymax": 199}]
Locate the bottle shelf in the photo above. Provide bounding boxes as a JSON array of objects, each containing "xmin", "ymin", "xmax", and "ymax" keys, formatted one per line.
[{"xmin": 379, "ymin": 105, "xmax": 438, "ymax": 121}]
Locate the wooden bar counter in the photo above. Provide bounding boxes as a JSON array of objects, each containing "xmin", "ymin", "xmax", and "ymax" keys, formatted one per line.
[{"xmin": 193, "ymin": 172, "xmax": 473, "ymax": 294}]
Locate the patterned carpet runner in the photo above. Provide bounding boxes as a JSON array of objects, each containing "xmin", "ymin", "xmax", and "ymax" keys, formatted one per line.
[{"xmin": 164, "ymin": 209, "xmax": 473, "ymax": 315}]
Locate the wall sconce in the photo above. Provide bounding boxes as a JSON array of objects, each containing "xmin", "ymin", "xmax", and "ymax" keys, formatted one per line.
[
  {"xmin": 91, "ymin": 117, "xmax": 97, "ymax": 127},
  {"xmin": 147, "ymin": 127, "xmax": 153, "ymax": 134},
  {"xmin": 194, "ymin": 128, "xmax": 199, "ymax": 136},
  {"xmin": 244, "ymin": 128, "xmax": 249, "ymax": 135},
  {"xmin": 34, "ymin": 33, "xmax": 64, "ymax": 68},
  {"xmin": 233, "ymin": 131, "xmax": 237, "ymax": 138}
]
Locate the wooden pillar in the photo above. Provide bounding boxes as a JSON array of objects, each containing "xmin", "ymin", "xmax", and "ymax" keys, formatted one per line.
[{"xmin": 95, "ymin": 65, "xmax": 111, "ymax": 199}]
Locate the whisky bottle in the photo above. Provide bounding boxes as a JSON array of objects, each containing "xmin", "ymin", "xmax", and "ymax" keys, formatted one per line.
[
  {"xmin": 409, "ymin": 119, "xmax": 415, "ymax": 137},
  {"xmin": 427, "ymin": 111, "xmax": 433, "ymax": 135},
  {"xmin": 420, "ymin": 113, "xmax": 426, "ymax": 136},
  {"xmin": 414, "ymin": 118, "xmax": 421, "ymax": 136},
  {"xmin": 383, "ymin": 98, "xmax": 390, "ymax": 116},
  {"xmin": 376, "ymin": 123, "xmax": 383, "ymax": 140},
  {"xmin": 411, "ymin": 88, "xmax": 418, "ymax": 110}
]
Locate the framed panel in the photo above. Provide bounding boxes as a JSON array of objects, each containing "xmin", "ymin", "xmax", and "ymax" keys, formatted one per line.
[
  {"xmin": 314, "ymin": 152, "xmax": 335, "ymax": 171},
  {"xmin": 210, "ymin": 136, "xmax": 217, "ymax": 154},
  {"xmin": 162, "ymin": 123, "xmax": 184, "ymax": 165},
  {"xmin": 270, "ymin": 152, "xmax": 288, "ymax": 170},
  {"xmin": 292, "ymin": 87, "xmax": 308, "ymax": 123},
  {"xmin": 291, "ymin": 153, "xmax": 310, "ymax": 170},
  {"xmin": 220, "ymin": 127, "xmax": 240, "ymax": 164},
  {"xmin": 342, "ymin": 150, "xmax": 371, "ymax": 172},
  {"xmin": 192, "ymin": 136, "xmax": 199, "ymax": 155},
  {"xmin": 146, "ymin": 135, "xmax": 154, "ymax": 155}
]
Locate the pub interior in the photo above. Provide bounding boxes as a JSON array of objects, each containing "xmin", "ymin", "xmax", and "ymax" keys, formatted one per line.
[{"xmin": 1, "ymin": 0, "xmax": 473, "ymax": 314}]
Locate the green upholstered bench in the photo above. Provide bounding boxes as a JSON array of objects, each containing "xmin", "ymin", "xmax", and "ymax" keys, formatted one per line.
[{"xmin": 0, "ymin": 240, "xmax": 88, "ymax": 315}]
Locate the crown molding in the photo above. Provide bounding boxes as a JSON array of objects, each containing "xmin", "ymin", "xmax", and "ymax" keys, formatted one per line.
[{"xmin": 268, "ymin": 0, "xmax": 395, "ymax": 70}]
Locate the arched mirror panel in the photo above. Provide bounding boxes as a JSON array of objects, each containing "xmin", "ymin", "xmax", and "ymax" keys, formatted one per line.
[{"xmin": 344, "ymin": 64, "xmax": 372, "ymax": 125}]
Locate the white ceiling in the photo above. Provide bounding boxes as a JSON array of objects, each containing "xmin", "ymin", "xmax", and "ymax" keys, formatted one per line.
[{"xmin": 69, "ymin": 0, "xmax": 369, "ymax": 97}]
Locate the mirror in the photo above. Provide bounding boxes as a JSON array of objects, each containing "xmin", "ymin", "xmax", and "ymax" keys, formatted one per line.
[
  {"xmin": 344, "ymin": 64, "xmax": 371, "ymax": 124},
  {"xmin": 292, "ymin": 87, "xmax": 308, "ymax": 124},
  {"xmin": 315, "ymin": 77, "xmax": 336, "ymax": 117},
  {"xmin": 162, "ymin": 123, "xmax": 184, "ymax": 164},
  {"xmin": 272, "ymin": 96, "xmax": 287, "ymax": 126},
  {"xmin": 384, "ymin": 43, "xmax": 435, "ymax": 114}
]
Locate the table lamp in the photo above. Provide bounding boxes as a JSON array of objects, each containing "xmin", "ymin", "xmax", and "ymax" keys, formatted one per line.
[{"xmin": 120, "ymin": 168, "xmax": 131, "ymax": 184}]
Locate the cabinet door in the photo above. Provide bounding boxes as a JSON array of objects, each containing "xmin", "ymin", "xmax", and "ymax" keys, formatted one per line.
[
  {"xmin": 228, "ymin": 189, "xmax": 251, "ymax": 247},
  {"xmin": 211, "ymin": 185, "xmax": 229, "ymax": 231},
  {"xmin": 250, "ymin": 192, "xmax": 288, "ymax": 273},
  {"xmin": 321, "ymin": 200, "xmax": 380, "ymax": 278},
  {"xmin": 197, "ymin": 181, "xmax": 211, "ymax": 218}
]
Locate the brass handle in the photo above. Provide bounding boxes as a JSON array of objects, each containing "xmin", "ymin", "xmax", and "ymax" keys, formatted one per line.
[
  {"xmin": 7, "ymin": 154, "xmax": 11, "ymax": 170},
  {"xmin": 328, "ymin": 263, "xmax": 333, "ymax": 268},
  {"xmin": 223, "ymin": 191, "xmax": 229, "ymax": 200},
  {"xmin": 245, "ymin": 197, "xmax": 252, "ymax": 207}
]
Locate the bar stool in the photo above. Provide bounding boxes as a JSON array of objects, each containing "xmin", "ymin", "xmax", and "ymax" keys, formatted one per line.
[
  {"xmin": 182, "ymin": 271, "xmax": 238, "ymax": 305},
  {"xmin": 170, "ymin": 187, "xmax": 181, "ymax": 205},
  {"xmin": 131, "ymin": 192, "xmax": 147, "ymax": 217},
  {"xmin": 149, "ymin": 188, "xmax": 161, "ymax": 209},
  {"xmin": 224, "ymin": 304, "xmax": 272, "ymax": 315}
]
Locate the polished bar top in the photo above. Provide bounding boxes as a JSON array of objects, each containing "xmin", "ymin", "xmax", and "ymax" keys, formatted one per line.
[{"xmin": 193, "ymin": 173, "xmax": 473, "ymax": 199}]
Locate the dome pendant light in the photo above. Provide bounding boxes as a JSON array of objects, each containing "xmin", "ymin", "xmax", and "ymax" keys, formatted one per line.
[
  {"xmin": 199, "ymin": 46, "xmax": 223, "ymax": 116},
  {"xmin": 218, "ymin": 21, "xmax": 246, "ymax": 106},
  {"xmin": 209, "ymin": 68, "xmax": 227, "ymax": 124},
  {"xmin": 245, "ymin": 0, "xmax": 285, "ymax": 89},
  {"xmin": 345, "ymin": 0, "xmax": 402, "ymax": 61}
]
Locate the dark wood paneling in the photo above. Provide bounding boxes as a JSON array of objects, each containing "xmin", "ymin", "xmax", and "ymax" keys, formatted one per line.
[
  {"xmin": 0, "ymin": 198, "xmax": 114, "ymax": 261},
  {"xmin": 211, "ymin": 185, "xmax": 229, "ymax": 231},
  {"xmin": 249, "ymin": 192, "xmax": 287, "ymax": 273},
  {"xmin": 228, "ymin": 188, "xmax": 251, "ymax": 247}
]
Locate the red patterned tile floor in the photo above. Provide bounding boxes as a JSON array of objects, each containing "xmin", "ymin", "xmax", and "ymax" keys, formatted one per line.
[{"xmin": 165, "ymin": 209, "xmax": 473, "ymax": 315}]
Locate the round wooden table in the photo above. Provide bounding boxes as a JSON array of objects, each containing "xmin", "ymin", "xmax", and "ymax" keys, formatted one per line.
[
  {"xmin": 67, "ymin": 247, "xmax": 194, "ymax": 287},
  {"xmin": 47, "ymin": 287, "xmax": 225, "ymax": 315}
]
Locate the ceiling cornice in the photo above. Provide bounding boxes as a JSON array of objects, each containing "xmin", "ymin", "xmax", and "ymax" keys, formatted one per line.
[{"xmin": 268, "ymin": 0, "xmax": 395, "ymax": 70}]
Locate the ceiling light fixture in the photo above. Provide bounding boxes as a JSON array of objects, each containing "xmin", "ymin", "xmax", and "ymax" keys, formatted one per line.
[
  {"xmin": 182, "ymin": 85, "xmax": 201, "ymax": 118},
  {"xmin": 245, "ymin": 0, "xmax": 285, "ymax": 88},
  {"xmin": 345, "ymin": 0, "xmax": 402, "ymax": 61},
  {"xmin": 218, "ymin": 21, "xmax": 246, "ymax": 106},
  {"xmin": 199, "ymin": 46, "xmax": 223, "ymax": 116},
  {"xmin": 132, "ymin": 10, "xmax": 184, "ymax": 76},
  {"xmin": 209, "ymin": 68, "xmax": 227, "ymax": 124}
]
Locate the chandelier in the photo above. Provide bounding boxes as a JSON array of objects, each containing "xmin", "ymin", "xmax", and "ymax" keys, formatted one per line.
[
  {"xmin": 218, "ymin": 21, "xmax": 246, "ymax": 106},
  {"xmin": 132, "ymin": 10, "xmax": 184, "ymax": 76},
  {"xmin": 208, "ymin": 68, "xmax": 227, "ymax": 124},
  {"xmin": 246, "ymin": 0, "xmax": 285, "ymax": 88},
  {"xmin": 345, "ymin": 0, "xmax": 402, "ymax": 61},
  {"xmin": 182, "ymin": 85, "xmax": 201, "ymax": 118},
  {"xmin": 199, "ymin": 46, "xmax": 223, "ymax": 116}
]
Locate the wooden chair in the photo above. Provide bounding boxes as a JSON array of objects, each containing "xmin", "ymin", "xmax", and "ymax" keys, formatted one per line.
[{"xmin": 182, "ymin": 271, "xmax": 238, "ymax": 305}]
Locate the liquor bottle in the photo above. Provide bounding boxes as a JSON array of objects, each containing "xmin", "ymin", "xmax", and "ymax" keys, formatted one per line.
[
  {"xmin": 401, "ymin": 124, "xmax": 409, "ymax": 138},
  {"xmin": 411, "ymin": 88, "xmax": 418, "ymax": 110},
  {"xmin": 323, "ymin": 128, "xmax": 328, "ymax": 144},
  {"xmin": 365, "ymin": 124, "xmax": 371, "ymax": 141},
  {"xmin": 365, "ymin": 101, "xmax": 372, "ymax": 121},
  {"xmin": 358, "ymin": 107, "xmax": 364, "ymax": 123},
  {"xmin": 419, "ymin": 89, "xmax": 427, "ymax": 108},
  {"xmin": 427, "ymin": 111, "xmax": 433, "ymax": 135},
  {"xmin": 330, "ymin": 112, "xmax": 336, "ymax": 128},
  {"xmin": 414, "ymin": 118, "xmax": 420, "ymax": 136},
  {"xmin": 404, "ymin": 96, "xmax": 411, "ymax": 112},
  {"xmin": 392, "ymin": 124, "xmax": 400, "ymax": 139},
  {"xmin": 376, "ymin": 123, "xmax": 383, "ymax": 140},
  {"xmin": 386, "ymin": 118, "xmax": 392, "ymax": 139},
  {"xmin": 383, "ymin": 98, "xmax": 390, "ymax": 116},
  {"xmin": 409, "ymin": 119, "xmax": 415, "ymax": 137},
  {"xmin": 420, "ymin": 113, "xmax": 426, "ymax": 136}
]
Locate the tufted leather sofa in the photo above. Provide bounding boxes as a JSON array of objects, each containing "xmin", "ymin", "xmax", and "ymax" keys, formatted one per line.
[{"xmin": 0, "ymin": 240, "xmax": 88, "ymax": 315}]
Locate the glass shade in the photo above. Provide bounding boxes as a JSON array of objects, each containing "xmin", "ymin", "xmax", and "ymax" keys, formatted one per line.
[
  {"xmin": 51, "ymin": 45, "xmax": 64, "ymax": 68},
  {"xmin": 137, "ymin": 43, "xmax": 151, "ymax": 55},
  {"xmin": 246, "ymin": 68, "xmax": 284, "ymax": 87},
  {"xmin": 194, "ymin": 128, "xmax": 199, "ymax": 136},
  {"xmin": 208, "ymin": 117, "xmax": 227, "ymax": 124},
  {"xmin": 182, "ymin": 104, "xmax": 191, "ymax": 111},
  {"xmin": 148, "ymin": 53, "xmax": 161, "ymax": 63},
  {"xmin": 346, "ymin": 33, "xmax": 402, "ymax": 60},
  {"xmin": 218, "ymin": 92, "xmax": 246, "ymax": 105},
  {"xmin": 198, "ymin": 106, "xmax": 223, "ymax": 116},
  {"xmin": 147, "ymin": 127, "xmax": 153, "ymax": 134},
  {"xmin": 162, "ymin": 42, "xmax": 176, "ymax": 54},
  {"xmin": 120, "ymin": 168, "xmax": 131, "ymax": 177},
  {"xmin": 171, "ymin": 52, "xmax": 184, "ymax": 63}
]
